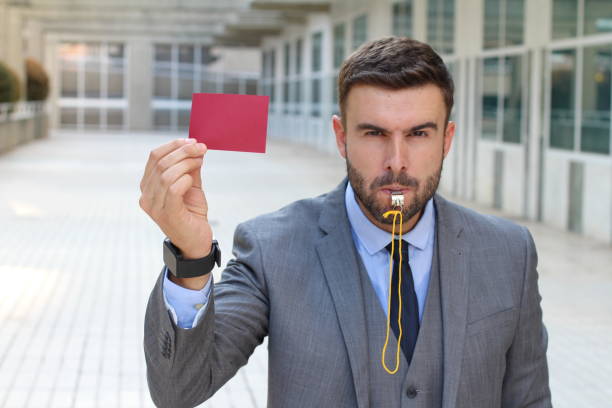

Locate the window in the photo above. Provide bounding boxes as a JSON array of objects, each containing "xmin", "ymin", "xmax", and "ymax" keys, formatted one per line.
[
  {"xmin": 502, "ymin": 55, "xmax": 522, "ymax": 143},
  {"xmin": 333, "ymin": 23, "xmax": 346, "ymax": 116},
  {"xmin": 352, "ymin": 15, "xmax": 368, "ymax": 50},
  {"xmin": 283, "ymin": 43, "xmax": 291, "ymax": 114},
  {"xmin": 311, "ymin": 78, "xmax": 321, "ymax": 117},
  {"xmin": 584, "ymin": 0, "xmax": 612, "ymax": 36},
  {"xmin": 311, "ymin": 32, "xmax": 323, "ymax": 117},
  {"xmin": 296, "ymin": 38, "xmax": 303, "ymax": 75},
  {"xmin": 483, "ymin": 0, "xmax": 524, "ymax": 49},
  {"xmin": 552, "ymin": 0, "xmax": 612, "ymax": 40},
  {"xmin": 392, "ymin": 0, "xmax": 413, "ymax": 38},
  {"xmin": 482, "ymin": 58, "xmax": 500, "ymax": 140},
  {"xmin": 550, "ymin": 49, "xmax": 576, "ymax": 149},
  {"xmin": 311, "ymin": 32, "xmax": 323, "ymax": 73},
  {"xmin": 58, "ymin": 42, "xmax": 127, "ymax": 130},
  {"xmin": 333, "ymin": 23, "xmax": 346, "ymax": 69},
  {"xmin": 581, "ymin": 45, "xmax": 611, "ymax": 154},
  {"xmin": 480, "ymin": 55, "xmax": 524, "ymax": 143},
  {"xmin": 427, "ymin": 0, "xmax": 455, "ymax": 54},
  {"xmin": 552, "ymin": 0, "xmax": 578, "ymax": 39},
  {"xmin": 295, "ymin": 38, "xmax": 303, "ymax": 114},
  {"xmin": 178, "ymin": 45, "xmax": 195, "ymax": 100}
]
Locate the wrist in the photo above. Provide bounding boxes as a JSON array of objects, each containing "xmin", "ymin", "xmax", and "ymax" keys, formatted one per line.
[
  {"xmin": 163, "ymin": 238, "xmax": 221, "ymax": 279},
  {"xmin": 168, "ymin": 272, "xmax": 210, "ymax": 290}
]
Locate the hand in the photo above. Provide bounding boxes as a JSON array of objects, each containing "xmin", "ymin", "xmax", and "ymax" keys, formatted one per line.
[{"xmin": 139, "ymin": 138, "xmax": 213, "ymax": 260}]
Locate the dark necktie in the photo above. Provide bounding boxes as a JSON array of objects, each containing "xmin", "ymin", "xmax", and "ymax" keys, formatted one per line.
[{"xmin": 385, "ymin": 239, "xmax": 420, "ymax": 365}]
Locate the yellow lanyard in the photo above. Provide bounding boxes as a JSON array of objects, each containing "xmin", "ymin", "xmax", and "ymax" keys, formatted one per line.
[{"xmin": 380, "ymin": 209, "xmax": 404, "ymax": 374}]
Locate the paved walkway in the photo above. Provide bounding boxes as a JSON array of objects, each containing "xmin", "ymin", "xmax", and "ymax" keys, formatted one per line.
[{"xmin": 0, "ymin": 130, "xmax": 610, "ymax": 407}]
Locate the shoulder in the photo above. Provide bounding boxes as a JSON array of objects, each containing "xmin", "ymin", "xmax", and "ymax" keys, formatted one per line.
[
  {"xmin": 436, "ymin": 194, "xmax": 531, "ymax": 245},
  {"xmin": 235, "ymin": 190, "xmax": 330, "ymax": 242}
]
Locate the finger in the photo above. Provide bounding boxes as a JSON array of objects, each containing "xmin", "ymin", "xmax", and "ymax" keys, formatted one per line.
[
  {"xmin": 156, "ymin": 142, "xmax": 206, "ymax": 178},
  {"xmin": 142, "ymin": 138, "xmax": 195, "ymax": 192},
  {"xmin": 164, "ymin": 173, "xmax": 193, "ymax": 216},
  {"xmin": 151, "ymin": 157, "xmax": 203, "ymax": 215},
  {"xmin": 189, "ymin": 145, "xmax": 207, "ymax": 189}
]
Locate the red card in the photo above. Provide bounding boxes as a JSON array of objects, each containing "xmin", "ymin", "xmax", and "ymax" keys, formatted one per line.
[{"xmin": 189, "ymin": 93, "xmax": 269, "ymax": 153}]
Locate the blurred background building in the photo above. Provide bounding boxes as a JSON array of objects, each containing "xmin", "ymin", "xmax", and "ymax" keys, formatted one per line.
[{"xmin": 1, "ymin": 0, "xmax": 612, "ymax": 245}]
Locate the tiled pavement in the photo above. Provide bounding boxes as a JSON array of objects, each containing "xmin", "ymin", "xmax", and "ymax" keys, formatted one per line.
[{"xmin": 0, "ymin": 130, "xmax": 610, "ymax": 407}]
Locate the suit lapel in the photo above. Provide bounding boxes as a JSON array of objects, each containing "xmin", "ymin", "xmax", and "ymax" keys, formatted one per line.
[
  {"xmin": 433, "ymin": 194, "xmax": 471, "ymax": 408},
  {"xmin": 315, "ymin": 179, "xmax": 370, "ymax": 408}
]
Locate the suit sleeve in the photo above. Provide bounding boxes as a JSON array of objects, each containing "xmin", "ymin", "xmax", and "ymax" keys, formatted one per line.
[
  {"xmin": 143, "ymin": 222, "xmax": 269, "ymax": 408},
  {"xmin": 501, "ymin": 226, "xmax": 552, "ymax": 407}
]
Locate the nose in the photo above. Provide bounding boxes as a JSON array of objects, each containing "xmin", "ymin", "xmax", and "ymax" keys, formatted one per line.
[{"xmin": 384, "ymin": 133, "xmax": 407, "ymax": 174}]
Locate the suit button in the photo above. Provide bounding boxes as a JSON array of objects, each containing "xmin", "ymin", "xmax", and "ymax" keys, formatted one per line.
[{"xmin": 406, "ymin": 386, "xmax": 418, "ymax": 399}]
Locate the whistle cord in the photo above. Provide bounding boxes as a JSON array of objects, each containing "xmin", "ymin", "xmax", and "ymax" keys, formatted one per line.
[{"xmin": 380, "ymin": 211, "xmax": 420, "ymax": 374}]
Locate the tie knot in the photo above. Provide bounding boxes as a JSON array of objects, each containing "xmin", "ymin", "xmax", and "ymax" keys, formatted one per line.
[{"xmin": 385, "ymin": 239, "xmax": 409, "ymax": 258}]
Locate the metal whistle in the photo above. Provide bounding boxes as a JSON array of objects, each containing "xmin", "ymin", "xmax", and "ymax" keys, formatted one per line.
[{"xmin": 391, "ymin": 192, "xmax": 404, "ymax": 209}]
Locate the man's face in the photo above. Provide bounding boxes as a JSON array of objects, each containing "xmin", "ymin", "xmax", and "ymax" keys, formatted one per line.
[{"xmin": 332, "ymin": 83, "xmax": 455, "ymax": 229}]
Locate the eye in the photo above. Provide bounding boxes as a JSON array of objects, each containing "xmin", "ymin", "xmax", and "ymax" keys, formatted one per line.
[
  {"xmin": 365, "ymin": 130, "xmax": 382, "ymax": 136},
  {"xmin": 411, "ymin": 130, "xmax": 428, "ymax": 137}
]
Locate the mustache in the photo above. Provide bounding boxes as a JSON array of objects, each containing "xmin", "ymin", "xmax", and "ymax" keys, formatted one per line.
[{"xmin": 369, "ymin": 172, "xmax": 419, "ymax": 190}]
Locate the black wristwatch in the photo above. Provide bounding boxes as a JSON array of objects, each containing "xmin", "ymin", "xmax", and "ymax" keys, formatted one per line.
[{"xmin": 163, "ymin": 238, "xmax": 221, "ymax": 278}]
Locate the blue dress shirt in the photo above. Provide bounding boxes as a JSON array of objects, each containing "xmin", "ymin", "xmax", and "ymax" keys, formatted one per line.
[
  {"xmin": 345, "ymin": 182, "xmax": 435, "ymax": 322},
  {"xmin": 163, "ymin": 182, "xmax": 436, "ymax": 328}
]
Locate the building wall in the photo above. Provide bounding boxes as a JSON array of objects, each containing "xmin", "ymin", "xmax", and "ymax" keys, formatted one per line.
[{"xmin": 258, "ymin": 0, "xmax": 612, "ymax": 244}]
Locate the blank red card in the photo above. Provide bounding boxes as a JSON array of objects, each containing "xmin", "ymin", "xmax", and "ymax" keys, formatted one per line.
[{"xmin": 189, "ymin": 93, "xmax": 269, "ymax": 153}]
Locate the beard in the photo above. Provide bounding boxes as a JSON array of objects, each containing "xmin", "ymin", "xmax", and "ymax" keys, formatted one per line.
[{"xmin": 347, "ymin": 157, "xmax": 442, "ymax": 226}]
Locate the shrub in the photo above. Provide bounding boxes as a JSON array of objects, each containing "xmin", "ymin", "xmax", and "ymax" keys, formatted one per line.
[
  {"xmin": 0, "ymin": 61, "xmax": 21, "ymax": 104},
  {"xmin": 25, "ymin": 58, "xmax": 50, "ymax": 101}
]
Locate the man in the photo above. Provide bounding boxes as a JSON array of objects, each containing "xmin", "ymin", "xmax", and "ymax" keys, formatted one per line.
[{"xmin": 140, "ymin": 37, "xmax": 551, "ymax": 407}]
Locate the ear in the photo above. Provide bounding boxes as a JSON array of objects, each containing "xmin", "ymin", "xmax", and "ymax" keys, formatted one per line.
[
  {"xmin": 442, "ymin": 121, "xmax": 455, "ymax": 159},
  {"xmin": 332, "ymin": 115, "xmax": 347, "ymax": 159}
]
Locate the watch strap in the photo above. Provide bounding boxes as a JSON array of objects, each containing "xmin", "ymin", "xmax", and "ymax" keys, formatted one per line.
[{"xmin": 163, "ymin": 238, "xmax": 221, "ymax": 278}]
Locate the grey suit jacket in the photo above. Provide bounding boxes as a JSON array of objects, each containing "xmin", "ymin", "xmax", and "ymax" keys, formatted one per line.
[{"xmin": 144, "ymin": 179, "xmax": 551, "ymax": 408}]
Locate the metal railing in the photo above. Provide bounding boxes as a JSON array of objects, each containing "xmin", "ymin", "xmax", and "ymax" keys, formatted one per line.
[{"xmin": 0, "ymin": 101, "xmax": 46, "ymax": 123}]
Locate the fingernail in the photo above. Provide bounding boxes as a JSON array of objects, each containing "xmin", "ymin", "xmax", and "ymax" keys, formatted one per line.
[
  {"xmin": 185, "ymin": 138, "xmax": 196, "ymax": 143},
  {"xmin": 197, "ymin": 143, "xmax": 206, "ymax": 150}
]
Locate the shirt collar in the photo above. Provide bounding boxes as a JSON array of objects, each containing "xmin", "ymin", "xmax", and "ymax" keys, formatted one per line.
[{"xmin": 345, "ymin": 181, "xmax": 435, "ymax": 255}]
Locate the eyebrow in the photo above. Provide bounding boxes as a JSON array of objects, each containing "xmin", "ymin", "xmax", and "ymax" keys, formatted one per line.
[{"xmin": 355, "ymin": 121, "xmax": 438, "ymax": 133}]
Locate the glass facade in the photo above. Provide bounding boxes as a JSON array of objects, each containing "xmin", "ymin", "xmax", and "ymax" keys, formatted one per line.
[
  {"xmin": 294, "ymin": 38, "xmax": 303, "ymax": 114},
  {"xmin": 483, "ymin": 0, "xmax": 524, "ymax": 49},
  {"xmin": 333, "ymin": 23, "xmax": 346, "ymax": 69},
  {"xmin": 283, "ymin": 42, "xmax": 291, "ymax": 114},
  {"xmin": 427, "ymin": 0, "xmax": 455, "ymax": 54},
  {"xmin": 482, "ymin": 57, "xmax": 500, "ymax": 140},
  {"xmin": 581, "ymin": 45, "xmax": 611, "ymax": 154},
  {"xmin": 333, "ymin": 23, "xmax": 346, "ymax": 115},
  {"xmin": 58, "ymin": 42, "xmax": 127, "ymax": 130},
  {"xmin": 585, "ymin": 0, "xmax": 612, "ymax": 36},
  {"xmin": 550, "ymin": 49, "xmax": 576, "ymax": 150},
  {"xmin": 311, "ymin": 31, "xmax": 323, "ymax": 117},
  {"xmin": 552, "ymin": 0, "xmax": 578, "ymax": 39},
  {"xmin": 502, "ymin": 55, "xmax": 523, "ymax": 143},
  {"xmin": 481, "ymin": 55, "xmax": 523, "ymax": 143},
  {"xmin": 352, "ymin": 15, "xmax": 368, "ymax": 50},
  {"xmin": 392, "ymin": 0, "xmax": 413, "ymax": 38},
  {"xmin": 553, "ymin": 0, "xmax": 612, "ymax": 38}
]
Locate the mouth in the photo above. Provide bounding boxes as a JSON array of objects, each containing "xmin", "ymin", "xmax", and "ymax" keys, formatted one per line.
[{"xmin": 378, "ymin": 186, "xmax": 412, "ymax": 195}]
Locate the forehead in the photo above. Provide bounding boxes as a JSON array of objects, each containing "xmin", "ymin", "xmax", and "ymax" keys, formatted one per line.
[{"xmin": 344, "ymin": 84, "xmax": 446, "ymax": 127}]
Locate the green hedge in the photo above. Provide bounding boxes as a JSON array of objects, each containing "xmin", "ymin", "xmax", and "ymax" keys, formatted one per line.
[
  {"xmin": 0, "ymin": 61, "xmax": 21, "ymax": 104},
  {"xmin": 25, "ymin": 58, "xmax": 50, "ymax": 101}
]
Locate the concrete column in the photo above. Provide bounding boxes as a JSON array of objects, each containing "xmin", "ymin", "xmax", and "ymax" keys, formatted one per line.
[
  {"xmin": 524, "ymin": 0, "xmax": 552, "ymax": 221},
  {"xmin": 453, "ymin": 0, "xmax": 484, "ymax": 201},
  {"xmin": 0, "ymin": 2, "xmax": 7, "ymax": 62},
  {"xmin": 127, "ymin": 37, "xmax": 153, "ymax": 130},
  {"xmin": 412, "ymin": 0, "xmax": 428, "ymax": 42},
  {"xmin": 5, "ymin": 7, "xmax": 25, "ymax": 98}
]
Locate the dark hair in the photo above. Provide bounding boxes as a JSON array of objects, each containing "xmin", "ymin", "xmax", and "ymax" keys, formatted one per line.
[{"xmin": 338, "ymin": 37, "xmax": 454, "ymax": 124}]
